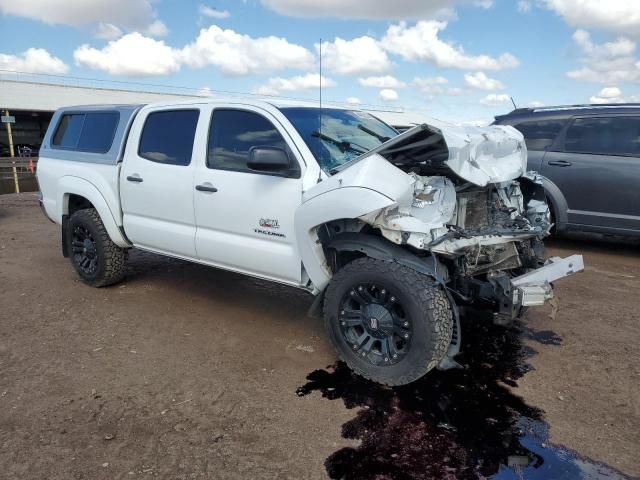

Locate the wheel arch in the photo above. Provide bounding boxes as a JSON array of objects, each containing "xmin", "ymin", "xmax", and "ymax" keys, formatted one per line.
[
  {"xmin": 295, "ymin": 186, "xmax": 396, "ymax": 293},
  {"xmin": 326, "ymin": 232, "xmax": 448, "ymax": 283},
  {"xmin": 540, "ymin": 176, "xmax": 569, "ymax": 230},
  {"xmin": 58, "ymin": 176, "xmax": 130, "ymax": 248}
]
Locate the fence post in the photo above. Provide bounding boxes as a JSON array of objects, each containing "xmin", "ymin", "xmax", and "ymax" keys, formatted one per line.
[{"xmin": 4, "ymin": 109, "xmax": 20, "ymax": 194}]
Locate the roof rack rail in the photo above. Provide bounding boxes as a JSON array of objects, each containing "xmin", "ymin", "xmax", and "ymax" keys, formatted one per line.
[{"xmin": 507, "ymin": 103, "xmax": 640, "ymax": 114}]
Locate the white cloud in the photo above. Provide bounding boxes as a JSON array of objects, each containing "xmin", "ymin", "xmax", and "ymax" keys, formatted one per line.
[
  {"xmin": 473, "ymin": 0, "xmax": 494, "ymax": 9},
  {"xmin": 589, "ymin": 86, "xmax": 639, "ymax": 103},
  {"xmin": 318, "ymin": 36, "xmax": 392, "ymax": 76},
  {"xmin": 252, "ymin": 73, "xmax": 335, "ymax": 95},
  {"xmin": 74, "ymin": 33, "xmax": 180, "ymax": 76},
  {"xmin": 144, "ymin": 20, "xmax": 168, "ymax": 37},
  {"xmin": 181, "ymin": 25, "xmax": 314, "ymax": 75},
  {"xmin": 464, "ymin": 71, "xmax": 505, "ymax": 90},
  {"xmin": 346, "ymin": 97, "xmax": 362, "ymax": 104},
  {"xmin": 382, "ymin": 21, "xmax": 519, "ymax": 70},
  {"xmin": 199, "ymin": 5, "xmax": 231, "ymax": 19},
  {"xmin": 412, "ymin": 76, "xmax": 464, "ymax": 96},
  {"xmin": 567, "ymin": 29, "xmax": 640, "ymax": 84},
  {"xmin": 95, "ymin": 23, "xmax": 123, "ymax": 40},
  {"xmin": 379, "ymin": 89, "xmax": 399, "ymax": 102},
  {"xmin": 358, "ymin": 75, "xmax": 406, "ymax": 88},
  {"xmin": 543, "ymin": 0, "xmax": 640, "ymax": 36},
  {"xmin": 260, "ymin": 0, "xmax": 456, "ymax": 19},
  {"xmin": 0, "ymin": 47, "xmax": 68, "ymax": 74},
  {"xmin": 480, "ymin": 93, "xmax": 511, "ymax": 106},
  {"xmin": 0, "ymin": 0, "xmax": 165, "ymax": 36},
  {"xmin": 518, "ymin": 1, "xmax": 532, "ymax": 13}
]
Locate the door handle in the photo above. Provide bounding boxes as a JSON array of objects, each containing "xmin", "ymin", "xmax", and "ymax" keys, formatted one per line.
[
  {"xmin": 547, "ymin": 160, "xmax": 572, "ymax": 167},
  {"xmin": 126, "ymin": 175, "xmax": 144, "ymax": 182},
  {"xmin": 195, "ymin": 184, "xmax": 218, "ymax": 193}
]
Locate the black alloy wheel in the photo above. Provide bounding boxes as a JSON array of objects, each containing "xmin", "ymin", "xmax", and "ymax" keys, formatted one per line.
[
  {"xmin": 71, "ymin": 225, "xmax": 99, "ymax": 275},
  {"xmin": 339, "ymin": 283, "xmax": 412, "ymax": 366}
]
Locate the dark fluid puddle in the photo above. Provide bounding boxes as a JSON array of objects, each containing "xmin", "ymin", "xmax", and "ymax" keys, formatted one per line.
[{"xmin": 297, "ymin": 317, "xmax": 630, "ymax": 480}]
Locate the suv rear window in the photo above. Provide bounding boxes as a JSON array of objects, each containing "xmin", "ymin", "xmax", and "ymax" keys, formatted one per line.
[
  {"xmin": 561, "ymin": 116, "xmax": 640, "ymax": 156},
  {"xmin": 511, "ymin": 119, "xmax": 566, "ymax": 151},
  {"xmin": 139, "ymin": 110, "xmax": 200, "ymax": 166},
  {"xmin": 52, "ymin": 112, "xmax": 119, "ymax": 153}
]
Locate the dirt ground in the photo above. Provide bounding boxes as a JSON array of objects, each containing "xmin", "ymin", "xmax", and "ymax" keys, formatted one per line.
[{"xmin": 0, "ymin": 193, "xmax": 638, "ymax": 479}]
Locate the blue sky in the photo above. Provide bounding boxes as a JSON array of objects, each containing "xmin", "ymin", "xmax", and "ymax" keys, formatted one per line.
[{"xmin": 1, "ymin": 0, "xmax": 639, "ymax": 123}]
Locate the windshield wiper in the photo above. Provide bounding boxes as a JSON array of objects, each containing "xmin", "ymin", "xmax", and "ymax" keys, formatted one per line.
[
  {"xmin": 357, "ymin": 124, "xmax": 391, "ymax": 143},
  {"xmin": 311, "ymin": 130, "xmax": 367, "ymax": 155}
]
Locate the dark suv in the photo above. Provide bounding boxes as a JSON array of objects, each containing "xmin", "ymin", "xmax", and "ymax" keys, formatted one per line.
[{"xmin": 494, "ymin": 104, "xmax": 640, "ymax": 236}]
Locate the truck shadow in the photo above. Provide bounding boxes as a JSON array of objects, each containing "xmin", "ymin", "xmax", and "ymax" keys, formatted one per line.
[{"xmin": 296, "ymin": 314, "xmax": 630, "ymax": 480}]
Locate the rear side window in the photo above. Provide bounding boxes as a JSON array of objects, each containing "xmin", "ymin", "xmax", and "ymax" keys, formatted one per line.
[
  {"xmin": 561, "ymin": 116, "xmax": 640, "ymax": 156},
  {"xmin": 512, "ymin": 119, "xmax": 566, "ymax": 151},
  {"xmin": 52, "ymin": 112, "xmax": 119, "ymax": 153},
  {"xmin": 139, "ymin": 110, "xmax": 200, "ymax": 166},
  {"xmin": 207, "ymin": 109, "xmax": 291, "ymax": 172}
]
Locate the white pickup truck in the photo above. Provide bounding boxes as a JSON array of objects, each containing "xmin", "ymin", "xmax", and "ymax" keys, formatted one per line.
[{"xmin": 37, "ymin": 99, "xmax": 584, "ymax": 385}]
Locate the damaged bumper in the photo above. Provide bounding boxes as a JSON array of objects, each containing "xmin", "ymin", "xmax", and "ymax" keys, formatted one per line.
[
  {"xmin": 512, "ymin": 254, "xmax": 584, "ymax": 306},
  {"xmin": 487, "ymin": 254, "xmax": 584, "ymax": 325}
]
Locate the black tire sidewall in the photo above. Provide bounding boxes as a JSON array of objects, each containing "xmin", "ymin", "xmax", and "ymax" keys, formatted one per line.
[
  {"xmin": 324, "ymin": 259, "xmax": 450, "ymax": 384},
  {"xmin": 67, "ymin": 210, "xmax": 108, "ymax": 284}
]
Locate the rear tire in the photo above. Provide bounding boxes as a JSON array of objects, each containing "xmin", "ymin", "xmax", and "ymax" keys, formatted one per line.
[
  {"xmin": 323, "ymin": 257, "xmax": 453, "ymax": 386},
  {"xmin": 66, "ymin": 208, "xmax": 127, "ymax": 287}
]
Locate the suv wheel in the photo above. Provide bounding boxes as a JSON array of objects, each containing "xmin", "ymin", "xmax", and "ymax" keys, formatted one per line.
[
  {"xmin": 67, "ymin": 208, "xmax": 128, "ymax": 287},
  {"xmin": 323, "ymin": 257, "xmax": 453, "ymax": 386}
]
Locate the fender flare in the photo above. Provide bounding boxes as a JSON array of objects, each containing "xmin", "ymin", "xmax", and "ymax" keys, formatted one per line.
[
  {"xmin": 295, "ymin": 187, "xmax": 395, "ymax": 292},
  {"xmin": 58, "ymin": 176, "xmax": 131, "ymax": 248},
  {"xmin": 540, "ymin": 176, "xmax": 569, "ymax": 229},
  {"xmin": 327, "ymin": 232, "xmax": 448, "ymax": 283}
]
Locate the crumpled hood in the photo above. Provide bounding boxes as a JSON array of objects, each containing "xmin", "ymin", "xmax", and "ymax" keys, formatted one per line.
[{"xmin": 342, "ymin": 120, "xmax": 527, "ymax": 187}]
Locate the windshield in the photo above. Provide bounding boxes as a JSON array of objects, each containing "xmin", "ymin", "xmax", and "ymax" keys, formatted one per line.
[{"xmin": 279, "ymin": 107, "xmax": 398, "ymax": 173}]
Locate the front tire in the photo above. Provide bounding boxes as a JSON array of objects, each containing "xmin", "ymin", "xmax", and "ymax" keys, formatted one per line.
[
  {"xmin": 66, "ymin": 208, "xmax": 128, "ymax": 287},
  {"xmin": 323, "ymin": 257, "xmax": 453, "ymax": 386}
]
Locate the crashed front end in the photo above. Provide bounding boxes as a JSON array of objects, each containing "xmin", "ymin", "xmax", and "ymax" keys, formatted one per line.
[{"xmin": 357, "ymin": 122, "xmax": 584, "ymax": 324}]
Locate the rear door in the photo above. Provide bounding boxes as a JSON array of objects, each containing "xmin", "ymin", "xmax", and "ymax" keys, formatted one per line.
[
  {"xmin": 120, "ymin": 106, "xmax": 202, "ymax": 257},
  {"xmin": 192, "ymin": 105, "xmax": 304, "ymax": 285},
  {"xmin": 541, "ymin": 115, "xmax": 640, "ymax": 231},
  {"xmin": 509, "ymin": 117, "xmax": 567, "ymax": 172}
]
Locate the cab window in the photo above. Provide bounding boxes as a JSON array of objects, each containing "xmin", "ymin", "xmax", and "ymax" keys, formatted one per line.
[
  {"xmin": 139, "ymin": 110, "xmax": 200, "ymax": 166},
  {"xmin": 207, "ymin": 109, "xmax": 297, "ymax": 175}
]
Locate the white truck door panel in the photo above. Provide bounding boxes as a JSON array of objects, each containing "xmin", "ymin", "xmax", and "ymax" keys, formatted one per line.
[
  {"xmin": 193, "ymin": 106, "xmax": 304, "ymax": 285},
  {"xmin": 120, "ymin": 107, "xmax": 202, "ymax": 257}
]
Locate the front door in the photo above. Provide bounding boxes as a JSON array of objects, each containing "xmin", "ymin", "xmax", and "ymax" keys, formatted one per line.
[
  {"xmin": 541, "ymin": 115, "xmax": 640, "ymax": 232},
  {"xmin": 120, "ymin": 107, "xmax": 201, "ymax": 257},
  {"xmin": 193, "ymin": 107, "xmax": 304, "ymax": 285}
]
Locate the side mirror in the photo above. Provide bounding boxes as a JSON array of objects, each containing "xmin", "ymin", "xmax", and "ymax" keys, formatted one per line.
[{"xmin": 247, "ymin": 146, "xmax": 292, "ymax": 176}]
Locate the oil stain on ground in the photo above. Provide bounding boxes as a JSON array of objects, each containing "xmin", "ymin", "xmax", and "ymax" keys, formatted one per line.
[{"xmin": 297, "ymin": 316, "xmax": 630, "ymax": 480}]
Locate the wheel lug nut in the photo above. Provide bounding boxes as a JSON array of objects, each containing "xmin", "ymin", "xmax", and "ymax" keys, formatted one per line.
[
  {"xmin": 390, "ymin": 296, "xmax": 396, "ymax": 302},
  {"xmin": 384, "ymin": 357, "xmax": 389, "ymax": 362},
  {"xmin": 341, "ymin": 310, "xmax": 345, "ymax": 315},
  {"xmin": 358, "ymin": 286, "xmax": 363, "ymax": 291},
  {"xmin": 392, "ymin": 354, "xmax": 398, "ymax": 359},
  {"xmin": 403, "ymin": 322, "xmax": 409, "ymax": 327},
  {"xmin": 340, "ymin": 321, "xmax": 346, "ymax": 326},
  {"xmin": 404, "ymin": 333, "xmax": 409, "ymax": 339},
  {"xmin": 381, "ymin": 289, "xmax": 386, "ymax": 295},
  {"xmin": 353, "ymin": 345, "xmax": 358, "ymax": 350},
  {"xmin": 350, "ymin": 291, "xmax": 355, "ymax": 296},
  {"xmin": 361, "ymin": 352, "xmax": 366, "ymax": 356}
]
